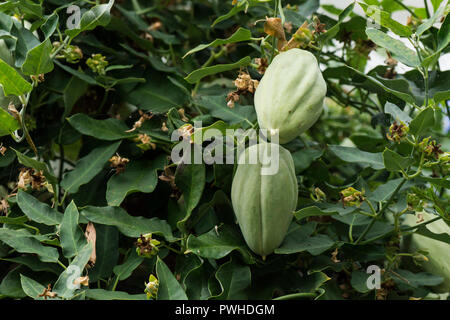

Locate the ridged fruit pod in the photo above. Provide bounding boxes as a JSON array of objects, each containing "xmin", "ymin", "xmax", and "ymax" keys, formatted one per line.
[
  {"xmin": 231, "ymin": 142, "xmax": 298, "ymax": 258},
  {"xmin": 254, "ymin": 48, "xmax": 327, "ymax": 144}
]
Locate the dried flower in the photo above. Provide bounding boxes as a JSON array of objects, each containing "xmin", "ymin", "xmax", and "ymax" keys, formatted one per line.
[
  {"xmin": 340, "ymin": 187, "xmax": 366, "ymax": 207},
  {"xmin": 386, "ymin": 121, "xmax": 409, "ymax": 143},
  {"xmin": 135, "ymin": 233, "xmax": 160, "ymax": 258},
  {"xmin": 38, "ymin": 284, "xmax": 57, "ymax": 300},
  {"xmin": 109, "ymin": 154, "xmax": 130, "ymax": 174},
  {"xmin": 126, "ymin": 110, "xmax": 153, "ymax": 132}
]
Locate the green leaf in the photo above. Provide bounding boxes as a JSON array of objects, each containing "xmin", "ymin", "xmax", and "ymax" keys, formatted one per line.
[
  {"xmin": 184, "ymin": 56, "xmax": 251, "ymax": 84},
  {"xmin": 416, "ymin": 0, "xmax": 448, "ymax": 36},
  {"xmin": 17, "ymin": 190, "xmax": 63, "ymax": 226},
  {"xmin": 66, "ymin": 0, "xmax": 115, "ymax": 39},
  {"xmin": 54, "ymin": 60, "xmax": 99, "ymax": 85},
  {"xmin": 329, "ymin": 145, "xmax": 385, "ymax": 170},
  {"xmin": 366, "ymin": 178, "xmax": 405, "ymax": 202},
  {"xmin": 0, "ymin": 229, "xmax": 59, "ymax": 263},
  {"xmin": 88, "ymin": 225, "xmax": 119, "ymax": 282},
  {"xmin": 275, "ymin": 223, "xmax": 335, "ymax": 255},
  {"xmin": 21, "ymin": 38, "xmax": 54, "ymax": 75},
  {"xmin": 294, "ymin": 206, "xmax": 338, "ymax": 221},
  {"xmin": 319, "ymin": 2, "xmax": 355, "ymax": 42},
  {"xmin": 126, "ymin": 74, "xmax": 187, "ymax": 113},
  {"xmin": 53, "ymin": 242, "xmax": 93, "ymax": 299},
  {"xmin": 13, "ymin": 149, "xmax": 58, "ymax": 187},
  {"xmin": 409, "ymin": 107, "xmax": 435, "ymax": 136},
  {"xmin": 106, "ymin": 155, "xmax": 166, "ymax": 206},
  {"xmin": 67, "ymin": 114, "xmax": 135, "ymax": 141},
  {"xmin": 382, "ymin": 149, "xmax": 414, "ymax": 172},
  {"xmin": 0, "ymin": 58, "xmax": 33, "ymax": 96},
  {"xmin": 195, "ymin": 95, "xmax": 256, "ymax": 125},
  {"xmin": 85, "ymin": 289, "xmax": 146, "ymax": 300},
  {"xmin": 186, "ymin": 224, "xmax": 255, "ymax": 264},
  {"xmin": 81, "ymin": 206, "xmax": 174, "ymax": 241},
  {"xmin": 391, "ymin": 269, "xmax": 443, "ymax": 288},
  {"xmin": 292, "ymin": 147, "xmax": 324, "ymax": 174},
  {"xmin": 0, "ymin": 107, "xmax": 20, "ymax": 137},
  {"xmin": 183, "ymin": 28, "xmax": 252, "ymax": 57},
  {"xmin": 41, "ymin": 13, "xmax": 59, "ymax": 39},
  {"xmin": 351, "ymin": 270, "xmax": 372, "ymax": 293},
  {"xmin": 63, "ymin": 76, "xmax": 89, "ymax": 119},
  {"xmin": 60, "ymin": 201, "xmax": 86, "ymax": 259},
  {"xmin": 175, "ymin": 161, "xmax": 206, "ymax": 216},
  {"xmin": 20, "ymin": 274, "xmax": 48, "ymax": 300},
  {"xmin": 156, "ymin": 256, "xmax": 188, "ymax": 300},
  {"xmin": 61, "ymin": 141, "xmax": 121, "ymax": 194},
  {"xmin": 113, "ymin": 249, "xmax": 144, "ymax": 281},
  {"xmin": 384, "ymin": 102, "xmax": 412, "ymax": 123},
  {"xmin": 209, "ymin": 258, "xmax": 251, "ymax": 300},
  {"xmin": 365, "ymin": 28, "xmax": 420, "ymax": 67},
  {"xmin": 211, "ymin": 2, "xmax": 246, "ymax": 27},
  {"xmin": 2, "ymin": 256, "xmax": 60, "ymax": 274},
  {"xmin": 359, "ymin": 3, "xmax": 412, "ymax": 37}
]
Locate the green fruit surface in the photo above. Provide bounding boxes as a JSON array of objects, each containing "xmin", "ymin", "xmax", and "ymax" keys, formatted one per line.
[
  {"xmin": 231, "ymin": 142, "xmax": 298, "ymax": 257},
  {"xmin": 402, "ymin": 211, "xmax": 450, "ymax": 293},
  {"xmin": 254, "ymin": 48, "xmax": 327, "ymax": 144}
]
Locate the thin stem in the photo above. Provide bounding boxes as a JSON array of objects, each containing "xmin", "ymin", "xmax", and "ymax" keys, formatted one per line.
[
  {"xmin": 393, "ymin": 0, "xmax": 418, "ymax": 18},
  {"xmin": 354, "ymin": 178, "xmax": 406, "ymax": 245}
]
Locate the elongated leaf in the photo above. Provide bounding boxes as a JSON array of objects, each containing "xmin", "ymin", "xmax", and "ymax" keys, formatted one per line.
[
  {"xmin": 113, "ymin": 249, "xmax": 144, "ymax": 281},
  {"xmin": 209, "ymin": 258, "xmax": 251, "ymax": 300},
  {"xmin": 156, "ymin": 256, "xmax": 188, "ymax": 300},
  {"xmin": 365, "ymin": 28, "xmax": 420, "ymax": 67},
  {"xmin": 13, "ymin": 149, "xmax": 58, "ymax": 187},
  {"xmin": 195, "ymin": 95, "xmax": 256, "ymax": 125},
  {"xmin": 21, "ymin": 38, "xmax": 54, "ymax": 75},
  {"xmin": 61, "ymin": 141, "xmax": 121, "ymax": 194},
  {"xmin": 359, "ymin": 3, "xmax": 412, "ymax": 37},
  {"xmin": 409, "ymin": 107, "xmax": 435, "ymax": 136},
  {"xmin": 20, "ymin": 275, "xmax": 49, "ymax": 300},
  {"xmin": 0, "ymin": 107, "xmax": 20, "ymax": 137},
  {"xmin": 68, "ymin": 114, "xmax": 135, "ymax": 141},
  {"xmin": 328, "ymin": 145, "xmax": 384, "ymax": 170},
  {"xmin": 85, "ymin": 289, "xmax": 146, "ymax": 300},
  {"xmin": 17, "ymin": 190, "xmax": 63, "ymax": 226},
  {"xmin": 81, "ymin": 206, "xmax": 174, "ymax": 241},
  {"xmin": 183, "ymin": 28, "xmax": 252, "ymax": 57},
  {"xmin": 60, "ymin": 201, "xmax": 86, "ymax": 258},
  {"xmin": 383, "ymin": 149, "xmax": 414, "ymax": 172},
  {"xmin": 0, "ymin": 229, "xmax": 59, "ymax": 262},
  {"xmin": 88, "ymin": 225, "xmax": 119, "ymax": 282},
  {"xmin": 106, "ymin": 155, "xmax": 166, "ymax": 206},
  {"xmin": 184, "ymin": 56, "xmax": 251, "ymax": 84},
  {"xmin": 2, "ymin": 256, "xmax": 60, "ymax": 274},
  {"xmin": 384, "ymin": 102, "xmax": 412, "ymax": 123},
  {"xmin": 186, "ymin": 225, "xmax": 255, "ymax": 264},
  {"xmin": 416, "ymin": 1, "xmax": 448, "ymax": 36},
  {"xmin": 66, "ymin": 0, "xmax": 115, "ymax": 39},
  {"xmin": 175, "ymin": 161, "xmax": 205, "ymax": 216},
  {"xmin": 53, "ymin": 242, "xmax": 93, "ymax": 299},
  {"xmin": 275, "ymin": 223, "xmax": 335, "ymax": 255},
  {"xmin": 0, "ymin": 58, "xmax": 33, "ymax": 96},
  {"xmin": 319, "ymin": 3, "xmax": 355, "ymax": 42}
]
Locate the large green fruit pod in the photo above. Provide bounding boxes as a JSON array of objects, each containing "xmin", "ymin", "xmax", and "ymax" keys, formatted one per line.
[
  {"xmin": 254, "ymin": 48, "xmax": 327, "ymax": 144},
  {"xmin": 231, "ymin": 142, "xmax": 298, "ymax": 258},
  {"xmin": 402, "ymin": 211, "xmax": 450, "ymax": 293}
]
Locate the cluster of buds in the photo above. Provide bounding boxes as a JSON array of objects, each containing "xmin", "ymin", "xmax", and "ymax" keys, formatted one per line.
[
  {"xmin": 86, "ymin": 54, "xmax": 109, "ymax": 75},
  {"xmin": 135, "ymin": 133, "xmax": 157, "ymax": 151},
  {"xmin": 18, "ymin": 168, "xmax": 47, "ymax": 191},
  {"xmin": 407, "ymin": 193, "xmax": 424, "ymax": 212},
  {"xmin": 126, "ymin": 111, "xmax": 154, "ymax": 133},
  {"xmin": 144, "ymin": 274, "xmax": 159, "ymax": 299},
  {"xmin": 30, "ymin": 74, "xmax": 45, "ymax": 83},
  {"xmin": 226, "ymin": 71, "xmax": 259, "ymax": 108},
  {"xmin": 311, "ymin": 187, "xmax": 326, "ymax": 202},
  {"xmin": 53, "ymin": 42, "xmax": 83, "ymax": 64},
  {"xmin": 386, "ymin": 121, "xmax": 409, "ymax": 143},
  {"xmin": 109, "ymin": 154, "xmax": 130, "ymax": 174},
  {"xmin": 340, "ymin": 187, "xmax": 366, "ymax": 208},
  {"xmin": 135, "ymin": 233, "xmax": 160, "ymax": 258},
  {"xmin": 419, "ymin": 137, "xmax": 444, "ymax": 160}
]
